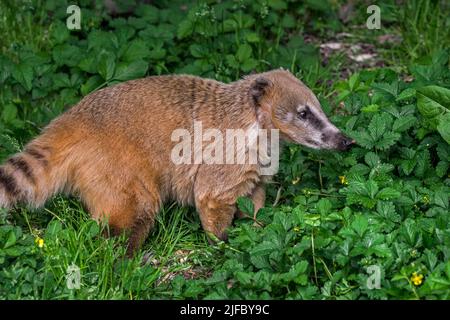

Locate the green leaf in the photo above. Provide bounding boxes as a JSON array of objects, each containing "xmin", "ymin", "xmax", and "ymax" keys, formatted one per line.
[
  {"xmin": 376, "ymin": 132, "xmax": 401, "ymax": 150},
  {"xmin": 177, "ymin": 19, "xmax": 194, "ymax": 39},
  {"xmin": 189, "ymin": 44, "xmax": 205, "ymax": 58},
  {"xmin": 121, "ymin": 40, "xmax": 150, "ymax": 62},
  {"xmin": 364, "ymin": 152, "xmax": 380, "ymax": 168},
  {"xmin": 251, "ymin": 240, "xmax": 278, "ymax": 256},
  {"xmin": 4, "ymin": 230, "xmax": 17, "ymax": 249},
  {"xmin": 348, "ymin": 73, "xmax": 360, "ymax": 91},
  {"xmin": 267, "ymin": 0, "xmax": 288, "ymax": 10},
  {"xmin": 81, "ymin": 75, "xmax": 104, "ymax": 96},
  {"xmin": 417, "ymin": 85, "xmax": 450, "ymax": 118},
  {"xmin": 356, "ymin": 131, "xmax": 375, "ymax": 149},
  {"xmin": 236, "ymin": 44, "xmax": 252, "ymax": 62},
  {"xmin": 316, "ymin": 199, "xmax": 332, "ymax": 215},
  {"xmin": 377, "ymin": 188, "xmax": 401, "ymax": 200},
  {"xmin": 368, "ymin": 113, "xmax": 388, "ymax": 140},
  {"xmin": 433, "ymin": 191, "xmax": 449, "ymax": 209},
  {"xmin": 12, "ymin": 63, "xmax": 33, "ymax": 91},
  {"xmin": 351, "ymin": 215, "xmax": 368, "ymax": 237},
  {"xmin": 361, "ymin": 104, "xmax": 380, "ymax": 113},
  {"xmin": 98, "ymin": 53, "xmax": 116, "ymax": 81},
  {"xmin": 366, "ymin": 180, "xmax": 379, "ymax": 199},
  {"xmin": 2, "ymin": 104, "xmax": 18, "ymax": 123},
  {"xmin": 51, "ymin": 21, "xmax": 70, "ymax": 44},
  {"xmin": 435, "ymin": 161, "xmax": 449, "ymax": 177},
  {"xmin": 52, "ymin": 44, "xmax": 82, "ymax": 67},
  {"xmin": 241, "ymin": 58, "xmax": 258, "ymax": 72},
  {"xmin": 396, "ymin": 88, "xmax": 416, "ymax": 102},
  {"xmin": 437, "ymin": 113, "xmax": 450, "ymax": 143},
  {"xmin": 237, "ymin": 196, "xmax": 254, "ymax": 215},
  {"xmin": 392, "ymin": 115, "xmax": 416, "ymax": 132},
  {"xmin": 245, "ymin": 32, "xmax": 260, "ymax": 43},
  {"xmin": 113, "ymin": 60, "xmax": 148, "ymax": 81}
]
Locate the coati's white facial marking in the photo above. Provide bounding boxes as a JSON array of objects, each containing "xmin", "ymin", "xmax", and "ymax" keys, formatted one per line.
[
  {"xmin": 285, "ymin": 112, "xmax": 294, "ymax": 122},
  {"xmin": 281, "ymin": 100, "xmax": 352, "ymax": 151},
  {"xmin": 294, "ymin": 103, "xmax": 341, "ymax": 149}
]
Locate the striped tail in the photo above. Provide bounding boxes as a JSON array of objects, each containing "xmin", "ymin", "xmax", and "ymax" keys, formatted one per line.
[{"xmin": 0, "ymin": 141, "xmax": 65, "ymax": 209}]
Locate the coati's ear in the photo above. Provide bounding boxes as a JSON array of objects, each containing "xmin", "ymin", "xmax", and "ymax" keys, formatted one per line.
[{"xmin": 250, "ymin": 77, "xmax": 272, "ymax": 106}]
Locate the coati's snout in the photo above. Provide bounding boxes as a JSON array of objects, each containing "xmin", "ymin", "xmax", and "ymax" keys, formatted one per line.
[
  {"xmin": 322, "ymin": 131, "xmax": 355, "ymax": 151},
  {"xmin": 250, "ymin": 69, "xmax": 355, "ymax": 151}
]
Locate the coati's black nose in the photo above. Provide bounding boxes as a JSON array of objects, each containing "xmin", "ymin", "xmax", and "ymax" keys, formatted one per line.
[{"xmin": 339, "ymin": 136, "xmax": 355, "ymax": 151}]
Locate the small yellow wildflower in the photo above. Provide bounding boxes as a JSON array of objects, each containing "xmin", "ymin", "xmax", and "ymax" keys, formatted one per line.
[
  {"xmin": 422, "ymin": 195, "xmax": 430, "ymax": 204},
  {"xmin": 292, "ymin": 177, "xmax": 300, "ymax": 185},
  {"xmin": 410, "ymin": 272, "xmax": 424, "ymax": 286},
  {"xmin": 35, "ymin": 237, "xmax": 44, "ymax": 248},
  {"xmin": 339, "ymin": 175, "xmax": 348, "ymax": 185},
  {"xmin": 293, "ymin": 226, "xmax": 301, "ymax": 233}
]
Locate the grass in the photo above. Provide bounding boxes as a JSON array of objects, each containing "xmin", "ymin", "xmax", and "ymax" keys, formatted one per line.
[
  {"xmin": 0, "ymin": 0, "xmax": 51, "ymax": 57},
  {"xmin": 0, "ymin": 0, "xmax": 449, "ymax": 300}
]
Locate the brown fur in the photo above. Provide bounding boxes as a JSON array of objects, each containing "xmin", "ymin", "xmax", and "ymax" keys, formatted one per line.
[{"xmin": 0, "ymin": 69, "xmax": 351, "ymax": 256}]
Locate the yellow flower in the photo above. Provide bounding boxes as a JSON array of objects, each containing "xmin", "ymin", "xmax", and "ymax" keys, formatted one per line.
[
  {"xmin": 410, "ymin": 272, "xmax": 424, "ymax": 286},
  {"xmin": 293, "ymin": 226, "xmax": 301, "ymax": 233},
  {"xmin": 35, "ymin": 237, "xmax": 44, "ymax": 248},
  {"xmin": 339, "ymin": 175, "xmax": 348, "ymax": 185},
  {"xmin": 292, "ymin": 177, "xmax": 300, "ymax": 185}
]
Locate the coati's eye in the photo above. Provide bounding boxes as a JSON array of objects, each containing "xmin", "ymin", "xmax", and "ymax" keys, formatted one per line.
[{"xmin": 298, "ymin": 110, "xmax": 307, "ymax": 119}]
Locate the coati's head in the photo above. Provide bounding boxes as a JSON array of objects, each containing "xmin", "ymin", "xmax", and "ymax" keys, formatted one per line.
[{"xmin": 249, "ymin": 69, "xmax": 354, "ymax": 151}]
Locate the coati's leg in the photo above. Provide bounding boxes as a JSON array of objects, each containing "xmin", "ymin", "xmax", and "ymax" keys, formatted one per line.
[
  {"xmin": 194, "ymin": 167, "xmax": 261, "ymax": 243},
  {"xmin": 195, "ymin": 195, "xmax": 236, "ymax": 243},
  {"xmin": 126, "ymin": 203, "xmax": 157, "ymax": 257},
  {"xmin": 235, "ymin": 184, "xmax": 266, "ymax": 220},
  {"xmin": 81, "ymin": 177, "xmax": 161, "ymax": 257}
]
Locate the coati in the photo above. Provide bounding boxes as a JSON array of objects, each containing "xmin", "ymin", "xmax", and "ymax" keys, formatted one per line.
[{"xmin": 0, "ymin": 69, "xmax": 354, "ymax": 256}]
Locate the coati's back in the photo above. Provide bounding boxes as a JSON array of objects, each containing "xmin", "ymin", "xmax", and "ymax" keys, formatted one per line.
[{"xmin": 0, "ymin": 74, "xmax": 249, "ymax": 221}]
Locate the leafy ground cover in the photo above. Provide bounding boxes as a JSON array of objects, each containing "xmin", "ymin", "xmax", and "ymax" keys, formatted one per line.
[{"xmin": 0, "ymin": 0, "xmax": 449, "ymax": 299}]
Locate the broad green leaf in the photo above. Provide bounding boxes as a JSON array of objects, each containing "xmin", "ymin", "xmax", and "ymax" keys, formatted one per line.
[
  {"xmin": 417, "ymin": 85, "xmax": 450, "ymax": 118},
  {"xmin": 351, "ymin": 215, "xmax": 368, "ymax": 237},
  {"xmin": 376, "ymin": 132, "xmax": 401, "ymax": 150},
  {"xmin": 81, "ymin": 75, "xmax": 104, "ymax": 96},
  {"xmin": 361, "ymin": 104, "xmax": 379, "ymax": 113},
  {"xmin": 348, "ymin": 73, "xmax": 360, "ymax": 91},
  {"xmin": 51, "ymin": 21, "xmax": 70, "ymax": 44},
  {"xmin": 241, "ymin": 58, "xmax": 258, "ymax": 72},
  {"xmin": 12, "ymin": 63, "xmax": 33, "ymax": 91},
  {"xmin": 437, "ymin": 113, "xmax": 450, "ymax": 143},
  {"xmin": 2, "ymin": 104, "xmax": 18, "ymax": 123},
  {"xmin": 245, "ymin": 32, "xmax": 260, "ymax": 43},
  {"xmin": 98, "ymin": 52, "xmax": 116, "ymax": 81},
  {"xmin": 364, "ymin": 152, "xmax": 380, "ymax": 168},
  {"xmin": 177, "ymin": 19, "xmax": 194, "ymax": 39},
  {"xmin": 52, "ymin": 44, "xmax": 82, "ymax": 67},
  {"xmin": 316, "ymin": 198, "xmax": 332, "ymax": 215},
  {"xmin": 368, "ymin": 113, "xmax": 388, "ymax": 140},
  {"xmin": 237, "ymin": 196, "xmax": 254, "ymax": 215},
  {"xmin": 4, "ymin": 230, "xmax": 17, "ymax": 249},
  {"xmin": 237, "ymin": 44, "xmax": 252, "ymax": 62},
  {"xmin": 189, "ymin": 44, "xmax": 205, "ymax": 58},
  {"xmin": 377, "ymin": 188, "xmax": 401, "ymax": 200},
  {"xmin": 113, "ymin": 60, "xmax": 148, "ymax": 81},
  {"xmin": 396, "ymin": 88, "xmax": 416, "ymax": 102},
  {"xmin": 433, "ymin": 191, "xmax": 449, "ymax": 209},
  {"xmin": 267, "ymin": 0, "xmax": 288, "ymax": 10},
  {"xmin": 392, "ymin": 115, "xmax": 416, "ymax": 132},
  {"xmin": 121, "ymin": 40, "xmax": 150, "ymax": 62}
]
